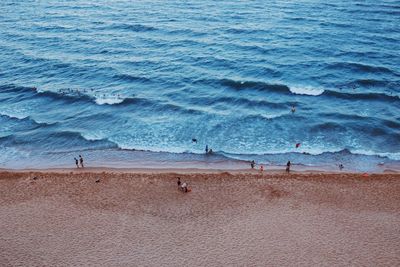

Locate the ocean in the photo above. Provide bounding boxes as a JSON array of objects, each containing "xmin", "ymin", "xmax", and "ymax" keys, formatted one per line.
[{"xmin": 0, "ymin": 0, "xmax": 399, "ymax": 171}]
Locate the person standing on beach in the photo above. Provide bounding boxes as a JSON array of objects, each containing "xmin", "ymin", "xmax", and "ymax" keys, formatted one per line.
[
  {"xmin": 79, "ymin": 155, "xmax": 84, "ymax": 168},
  {"xmin": 74, "ymin": 158, "xmax": 79, "ymax": 168},
  {"xmin": 181, "ymin": 182, "xmax": 188, "ymax": 192},
  {"xmin": 286, "ymin": 161, "xmax": 291, "ymax": 173}
]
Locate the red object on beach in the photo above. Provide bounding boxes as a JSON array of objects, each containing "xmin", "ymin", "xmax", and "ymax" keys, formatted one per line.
[
  {"xmin": 295, "ymin": 143, "xmax": 301, "ymax": 148},
  {"xmin": 362, "ymin": 173, "xmax": 369, "ymax": 177}
]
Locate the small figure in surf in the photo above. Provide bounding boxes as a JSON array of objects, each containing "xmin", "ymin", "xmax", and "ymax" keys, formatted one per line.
[
  {"xmin": 291, "ymin": 105, "xmax": 296, "ymax": 113},
  {"xmin": 286, "ymin": 161, "xmax": 291, "ymax": 173},
  {"xmin": 192, "ymin": 138, "xmax": 197, "ymax": 143},
  {"xmin": 79, "ymin": 155, "xmax": 84, "ymax": 168},
  {"xmin": 205, "ymin": 145, "xmax": 209, "ymax": 154},
  {"xmin": 250, "ymin": 160, "xmax": 255, "ymax": 169},
  {"xmin": 74, "ymin": 158, "xmax": 79, "ymax": 168},
  {"xmin": 339, "ymin": 164, "xmax": 344, "ymax": 171}
]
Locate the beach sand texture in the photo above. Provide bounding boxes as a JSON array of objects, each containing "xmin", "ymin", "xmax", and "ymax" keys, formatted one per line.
[{"xmin": 1, "ymin": 171, "xmax": 399, "ymax": 266}]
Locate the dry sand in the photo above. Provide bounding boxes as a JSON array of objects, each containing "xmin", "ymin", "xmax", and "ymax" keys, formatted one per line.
[{"xmin": 0, "ymin": 170, "xmax": 399, "ymax": 266}]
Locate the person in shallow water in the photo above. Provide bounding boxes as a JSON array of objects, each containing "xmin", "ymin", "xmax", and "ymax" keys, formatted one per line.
[
  {"xmin": 286, "ymin": 161, "xmax": 291, "ymax": 173},
  {"xmin": 79, "ymin": 155, "xmax": 84, "ymax": 168},
  {"xmin": 74, "ymin": 158, "xmax": 79, "ymax": 168},
  {"xmin": 205, "ymin": 145, "xmax": 209, "ymax": 154},
  {"xmin": 250, "ymin": 160, "xmax": 255, "ymax": 169}
]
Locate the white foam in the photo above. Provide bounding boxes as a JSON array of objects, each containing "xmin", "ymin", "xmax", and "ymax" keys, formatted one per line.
[
  {"xmin": 289, "ymin": 86, "xmax": 324, "ymax": 96},
  {"xmin": 351, "ymin": 149, "xmax": 400, "ymax": 161},
  {"xmin": 95, "ymin": 97, "xmax": 125, "ymax": 105}
]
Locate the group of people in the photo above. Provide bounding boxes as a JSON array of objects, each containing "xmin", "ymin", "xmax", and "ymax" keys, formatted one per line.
[
  {"xmin": 250, "ymin": 160, "xmax": 292, "ymax": 173},
  {"xmin": 74, "ymin": 155, "xmax": 84, "ymax": 168},
  {"xmin": 177, "ymin": 177, "xmax": 189, "ymax": 192},
  {"xmin": 250, "ymin": 160, "xmax": 345, "ymax": 172}
]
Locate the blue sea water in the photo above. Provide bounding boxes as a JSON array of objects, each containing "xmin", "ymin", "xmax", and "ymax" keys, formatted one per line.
[{"xmin": 0, "ymin": 0, "xmax": 399, "ymax": 171}]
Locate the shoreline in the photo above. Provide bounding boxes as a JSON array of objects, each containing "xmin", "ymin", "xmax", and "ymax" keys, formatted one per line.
[
  {"xmin": 1, "ymin": 165, "xmax": 399, "ymax": 174},
  {"xmin": 1, "ymin": 147, "xmax": 400, "ymax": 174}
]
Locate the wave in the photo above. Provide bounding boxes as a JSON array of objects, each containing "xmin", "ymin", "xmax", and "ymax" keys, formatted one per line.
[
  {"xmin": 103, "ymin": 23, "xmax": 157, "ymax": 32},
  {"xmin": 33, "ymin": 24, "xmax": 85, "ymax": 33},
  {"xmin": 94, "ymin": 97, "xmax": 125, "ymax": 105},
  {"xmin": 2, "ymin": 82, "xmax": 398, "ymax": 117},
  {"xmin": 289, "ymin": 86, "xmax": 324, "ymax": 96},
  {"xmin": 326, "ymin": 62, "xmax": 399, "ymax": 76},
  {"xmin": 0, "ymin": 84, "xmax": 207, "ymax": 117},
  {"xmin": 224, "ymin": 27, "xmax": 266, "ymax": 35},
  {"xmin": 185, "ymin": 95, "xmax": 289, "ymax": 110},
  {"xmin": 0, "ymin": 84, "xmax": 101, "ymax": 108},
  {"xmin": 216, "ymin": 79, "xmax": 293, "ymax": 94},
  {"xmin": 222, "ymin": 148, "xmax": 400, "ymax": 162},
  {"xmin": 0, "ymin": 130, "xmax": 118, "ymax": 151},
  {"xmin": 322, "ymin": 89, "xmax": 399, "ymax": 102},
  {"xmin": 0, "ymin": 113, "xmax": 57, "ymax": 128},
  {"xmin": 207, "ymin": 78, "xmax": 326, "ymax": 97},
  {"xmin": 214, "ymin": 78, "xmax": 397, "ymax": 100},
  {"xmin": 112, "ymin": 74, "xmax": 152, "ymax": 83},
  {"xmin": 354, "ymin": 79, "xmax": 399, "ymax": 89}
]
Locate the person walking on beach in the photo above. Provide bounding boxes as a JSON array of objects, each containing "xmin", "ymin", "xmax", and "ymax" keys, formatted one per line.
[
  {"xmin": 74, "ymin": 158, "xmax": 79, "ymax": 168},
  {"xmin": 286, "ymin": 161, "xmax": 291, "ymax": 173},
  {"xmin": 79, "ymin": 155, "xmax": 84, "ymax": 168},
  {"xmin": 177, "ymin": 177, "xmax": 181, "ymax": 187}
]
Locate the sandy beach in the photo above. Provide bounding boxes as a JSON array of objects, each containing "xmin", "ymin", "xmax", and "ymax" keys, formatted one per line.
[{"xmin": 0, "ymin": 169, "xmax": 399, "ymax": 266}]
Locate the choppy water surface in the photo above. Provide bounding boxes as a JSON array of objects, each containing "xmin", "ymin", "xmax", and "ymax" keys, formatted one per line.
[{"xmin": 0, "ymin": 0, "xmax": 399, "ymax": 170}]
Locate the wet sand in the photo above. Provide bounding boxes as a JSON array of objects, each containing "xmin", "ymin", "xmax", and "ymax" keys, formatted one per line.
[{"xmin": 1, "ymin": 170, "xmax": 399, "ymax": 266}]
